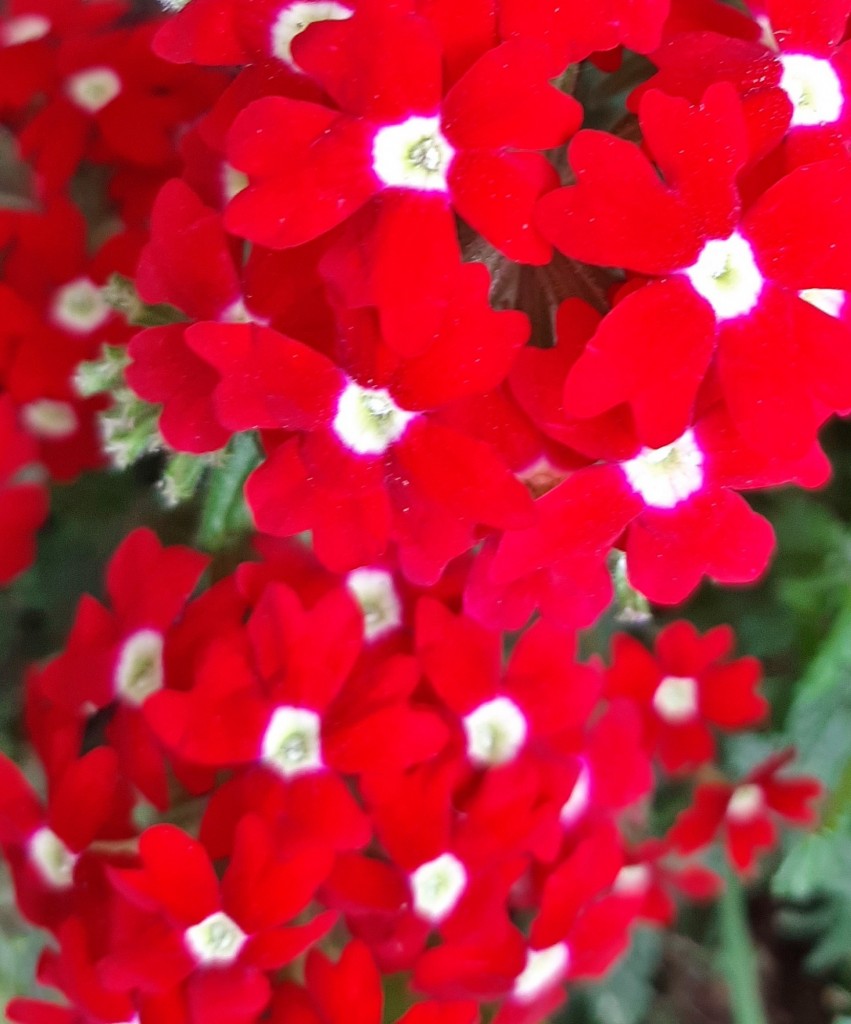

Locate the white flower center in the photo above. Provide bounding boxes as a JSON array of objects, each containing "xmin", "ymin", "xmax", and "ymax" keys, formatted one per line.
[
  {"xmin": 65, "ymin": 67, "xmax": 122, "ymax": 113},
  {"xmin": 159, "ymin": 0, "xmax": 194, "ymax": 9},
  {"xmin": 621, "ymin": 430, "xmax": 704, "ymax": 509},
  {"xmin": 559, "ymin": 761, "xmax": 591, "ymax": 826},
  {"xmin": 22, "ymin": 399, "xmax": 78, "ymax": 440},
  {"xmin": 513, "ymin": 944, "xmax": 570, "ymax": 1003},
  {"xmin": 613, "ymin": 863, "xmax": 651, "ymax": 895},
  {"xmin": 184, "ymin": 911, "xmax": 247, "ymax": 965},
  {"xmin": 52, "ymin": 277, "xmax": 111, "ymax": 334},
  {"xmin": 372, "ymin": 115, "xmax": 454, "ymax": 193},
  {"xmin": 29, "ymin": 827, "xmax": 78, "ymax": 889},
  {"xmin": 799, "ymin": 287, "xmax": 846, "ymax": 318},
  {"xmin": 726, "ymin": 783, "xmax": 765, "ymax": 822},
  {"xmin": 653, "ymin": 675, "xmax": 699, "ymax": 724},
  {"xmin": 271, "ymin": 1, "xmax": 353, "ymax": 69},
  {"xmin": 3, "ymin": 14, "xmax": 51, "ymax": 46},
  {"xmin": 115, "ymin": 630, "xmax": 165, "ymax": 706},
  {"xmin": 463, "ymin": 697, "xmax": 528, "ymax": 768},
  {"xmin": 261, "ymin": 706, "xmax": 323, "ymax": 778},
  {"xmin": 333, "ymin": 381, "xmax": 416, "ymax": 455},
  {"xmin": 779, "ymin": 53, "xmax": 844, "ymax": 127},
  {"xmin": 410, "ymin": 853, "xmax": 467, "ymax": 923},
  {"xmin": 345, "ymin": 567, "xmax": 402, "ymax": 641},
  {"xmin": 683, "ymin": 233, "xmax": 764, "ymax": 321}
]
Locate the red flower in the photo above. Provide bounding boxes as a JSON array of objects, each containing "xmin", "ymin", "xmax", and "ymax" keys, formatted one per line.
[
  {"xmin": 606, "ymin": 621, "xmax": 767, "ymax": 772},
  {"xmin": 102, "ymin": 817, "xmax": 334, "ymax": 1022},
  {"xmin": 127, "ymin": 178, "xmax": 340, "ymax": 452},
  {"xmin": 489, "ymin": 398, "xmax": 827, "ymax": 622},
  {"xmin": 416, "ymin": 599, "xmax": 601, "ymax": 773},
  {"xmin": 225, "ymin": 7, "xmax": 580, "ymax": 263},
  {"xmin": 0, "ymin": 748, "xmax": 133, "ymax": 929},
  {"xmin": 491, "ymin": 823, "xmax": 640, "ymax": 1024},
  {"xmin": 0, "ymin": 201, "xmax": 138, "ymax": 479},
  {"xmin": 0, "ymin": 0, "xmax": 126, "ymax": 117},
  {"xmin": 37, "ymin": 528, "xmax": 209, "ymax": 808},
  {"xmin": 7, "ymin": 917, "xmax": 137, "ymax": 1024},
  {"xmin": 330, "ymin": 761, "xmax": 531, "ymax": 978},
  {"xmin": 606, "ymin": 839, "xmax": 721, "ymax": 926},
  {"xmin": 668, "ymin": 750, "xmax": 823, "ymax": 873},
  {"xmin": 146, "ymin": 582, "xmax": 446, "ymax": 858},
  {"xmin": 188, "ymin": 264, "xmax": 533, "ymax": 582}
]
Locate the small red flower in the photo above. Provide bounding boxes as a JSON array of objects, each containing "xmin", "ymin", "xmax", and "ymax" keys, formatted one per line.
[
  {"xmin": 0, "ymin": 748, "xmax": 133, "ymax": 929},
  {"xmin": 37, "ymin": 528, "xmax": 209, "ymax": 808},
  {"xmin": 102, "ymin": 817, "xmax": 334, "ymax": 1023},
  {"xmin": 606, "ymin": 621, "xmax": 767, "ymax": 772},
  {"xmin": 668, "ymin": 750, "xmax": 822, "ymax": 873}
]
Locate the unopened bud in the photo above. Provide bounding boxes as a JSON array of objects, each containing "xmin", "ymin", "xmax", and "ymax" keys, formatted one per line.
[
  {"xmin": 159, "ymin": 452, "xmax": 210, "ymax": 507},
  {"xmin": 99, "ymin": 389, "xmax": 163, "ymax": 470},
  {"xmin": 74, "ymin": 344, "xmax": 129, "ymax": 398}
]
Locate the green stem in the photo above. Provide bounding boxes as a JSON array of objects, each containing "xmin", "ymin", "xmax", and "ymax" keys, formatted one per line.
[
  {"xmin": 196, "ymin": 433, "xmax": 259, "ymax": 552},
  {"xmin": 717, "ymin": 869, "xmax": 769, "ymax": 1024}
]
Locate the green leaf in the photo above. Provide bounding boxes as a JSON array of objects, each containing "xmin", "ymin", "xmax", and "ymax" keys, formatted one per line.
[
  {"xmin": 776, "ymin": 897, "xmax": 851, "ymax": 973},
  {"xmin": 772, "ymin": 830, "xmax": 851, "ymax": 902}
]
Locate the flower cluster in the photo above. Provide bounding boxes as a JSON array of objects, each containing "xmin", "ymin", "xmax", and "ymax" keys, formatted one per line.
[
  {"xmin": 1, "ymin": 530, "xmax": 821, "ymax": 1024},
  {"xmin": 0, "ymin": 0, "xmax": 839, "ymax": 1020}
]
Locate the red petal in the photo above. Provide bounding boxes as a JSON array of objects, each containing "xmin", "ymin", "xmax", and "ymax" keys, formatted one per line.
[
  {"xmin": 393, "ymin": 419, "xmax": 533, "ymax": 530},
  {"xmin": 539, "ymin": 131, "xmax": 701, "ymax": 274},
  {"xmin": 127, "ymin": 325, "xmax": 230, "ymax": 454},
  {"xmin": 292, "ymin": 11, "xmax": 443, "ymax": 120},
  {"xmin": 106, "ymin": 528, "xmax": 208, "ymax": 629},
  {"xmin": 187, "ymin": 322, "xmax": 342, "ymax": 431},
  {"xmin": 717, "ymin": 288, "xmax": 823, "ymax": 457},
  {"xmin": 746, "ymin": 160, "xmax": 851, "ymax": 291},
  {"xmin": 765, "ymin": 0, "xmax": 851, "ymax": 51},
  {"xmin": 226, "ymin": 103, "xmax": 376, "ymax": 248},
  {"xmin": 668, "ymin": 784, "xmax": 731, "ymax": 853},
  {"xmin": 136, "ymin": 179, "xmax": 240, "ymax": 318},
  {"xmin": 48, "ymin": 748, "xmax": 122, "ymax": 851},
  {"xmin": 443, "ymin": 40, "xmax": 581, "ymax": 150},
  {"xmin": 416, "ymin": 598, "xmax": 502, "ymax": 713},
  {"xmin": 450, "ymin": 150, "xmax": 558, "ymax": 264},
  {"xmin": 304, "ymin": 942, "xmax": 383, "ymax": 1024},
  {"xmin": 368, "ymin": 193, "xmax": 460, "ymax": 357},
  {"xmin": 638, "ymin": 84, "xmax": 746, "ymax": 239},
  {"xmin": 625, "ymin": 490, "xmax": 776, "ymax": 605},
  {"xmin": 112, "ymin": 825, "xmax": 220, "ymax": 925},
  {"xmin": 390, "ymin": 262, "xmax": 529, "ymax": 408},
  {"xmin": 563, "ymin": 279, "xmax": 716, "ymax": 447}
]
